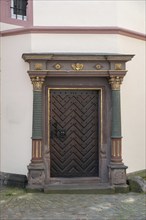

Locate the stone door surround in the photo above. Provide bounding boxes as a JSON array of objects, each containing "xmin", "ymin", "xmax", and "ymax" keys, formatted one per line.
[{"xmin": 22, "ymin": 53, "xmax": 134, "ymax": 190}]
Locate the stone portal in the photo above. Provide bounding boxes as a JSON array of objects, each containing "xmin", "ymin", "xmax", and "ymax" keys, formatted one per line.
[{"xmin": 22, "ymin": 53, "xmax": 134, "ymax": 191}]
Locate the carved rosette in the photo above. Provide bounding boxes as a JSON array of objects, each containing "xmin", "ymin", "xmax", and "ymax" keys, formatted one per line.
[
  {"xmin": 109, "ymin": 76, "xmax": 123, "ymax": 90},
  {"xmin": 54, "ymin": 63, "xmax": 62, "ymax": 70},
  {"xmin": 31, "ymin": 76, "xmax": 45, "ymax": 91}
]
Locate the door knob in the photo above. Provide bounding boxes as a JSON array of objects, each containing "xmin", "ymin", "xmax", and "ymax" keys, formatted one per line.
[
  {"xmin": 57, "ymin": 129, "xmax": 66, "ymax": 139},
  {"xmin": 51, "ymin": 122, "xmax": 66, "ymax": 140}
]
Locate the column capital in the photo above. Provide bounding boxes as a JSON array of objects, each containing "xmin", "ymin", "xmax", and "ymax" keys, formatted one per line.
[
  {"xmin": 30, "ymin": 76, "xmax": 45, "ymax": 91},
  {"xmin": 109, "ymin": 76, "xmax": 123, "ymax": 90}
]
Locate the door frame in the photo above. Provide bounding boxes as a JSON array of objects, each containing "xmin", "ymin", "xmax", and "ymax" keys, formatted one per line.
[
  {"xmin": 22, "ymin": 53, "xmax": 134, "ymax": 189},
  {"xmin": 47, "ymin": 88, "xmax": 103, "ymax": 181}
]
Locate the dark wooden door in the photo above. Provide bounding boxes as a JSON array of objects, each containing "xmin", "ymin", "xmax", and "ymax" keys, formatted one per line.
[{"xmin": 50, "ymin": 90, "xmax": 99, "ymax": 177}]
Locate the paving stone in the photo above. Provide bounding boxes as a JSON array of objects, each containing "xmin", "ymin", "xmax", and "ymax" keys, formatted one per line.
[{"xmin": 0, "ymin": 187, "xmax": 146, "ymax": 220}]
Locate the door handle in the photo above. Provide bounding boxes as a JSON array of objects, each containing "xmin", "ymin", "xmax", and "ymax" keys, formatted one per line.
[
  {"xmin": 57, "ymin": 129, "xmax": 66, "ymax": 139},
  {"xmin": 51, "ymin": 122, "xmax": 66, "ymax": 140}
]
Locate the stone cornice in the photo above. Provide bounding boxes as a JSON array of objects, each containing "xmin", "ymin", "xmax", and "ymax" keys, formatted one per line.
[
  {"xmin": 1, "ymin": 26, "xmax": 146, "ymax": 41},
  {"xmin": 22, "ymin": 53, "xmax": 134, "ymax": 61}
]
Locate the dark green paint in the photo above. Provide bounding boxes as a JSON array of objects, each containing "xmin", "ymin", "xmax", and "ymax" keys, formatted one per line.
[
  {"xmin": 111, "ymin": 90, "xmax": 121, "ymax": 137},
  {"xmin": 32, "ymin": 91, "xmax": 43, "ymax": 138}
]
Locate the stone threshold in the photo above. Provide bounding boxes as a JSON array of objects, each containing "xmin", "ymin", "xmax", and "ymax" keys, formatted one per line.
[
  {"xmin": 26, "ymin": 182, "xmax": 129, "ymax": 194},
  {"xmin": 44, "ymin": 183, "xmax": 114, "ymax": 194}
]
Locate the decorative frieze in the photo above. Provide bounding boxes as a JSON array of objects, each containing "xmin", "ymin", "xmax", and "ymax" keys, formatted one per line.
[{"xmin": 22, "ymin": 54, "xmax": 134, "ymax": 74}]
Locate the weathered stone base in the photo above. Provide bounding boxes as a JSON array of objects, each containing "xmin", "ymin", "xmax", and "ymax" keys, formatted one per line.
[
  {"xmin": 27, "ymin": 163, "xmax": 45, "ymax": 189},
  {"xmin": 109, "ymin": 164, "xmax": 128, "ymax": 186}
]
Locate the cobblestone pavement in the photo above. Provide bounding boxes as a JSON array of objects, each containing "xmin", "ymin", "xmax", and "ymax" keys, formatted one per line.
[{"xmin": 0, "ymin": 187, "xmax": 146, "ymax": 220}]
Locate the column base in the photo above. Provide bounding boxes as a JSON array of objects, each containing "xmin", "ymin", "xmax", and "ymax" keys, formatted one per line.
[
  {"xmin": 27, "ymin": 162, "xmax": 45, "ymax": 190},
  {"xmin": 108, "ymin": 163, "xmax": 128, "ymax": 186}
]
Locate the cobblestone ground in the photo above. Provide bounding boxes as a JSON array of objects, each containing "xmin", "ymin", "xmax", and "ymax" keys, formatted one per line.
[{"xmin": 0, "ymin": 187, "xmax": 146, "ymax": 220}]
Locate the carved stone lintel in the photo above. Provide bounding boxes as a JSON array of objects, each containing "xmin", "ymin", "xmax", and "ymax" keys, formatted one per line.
[
  {"xmin": 109, "ymin": 76, "xmax": 123, "ymax": 90},
  {"xmin": 31, "ymin": 76, "xmax": 45, "ymax": 91}
]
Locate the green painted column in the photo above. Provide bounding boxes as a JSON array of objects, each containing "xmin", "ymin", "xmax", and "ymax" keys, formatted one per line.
[
  {"xmin": 32, "ymin": 91, "xmax": 43, "ymax": 139},
  {"xmin": 109, "ymin": 76, "xmax": 123, "ymax": 163},
  {"xmin": 108, "ymin": 76, "xmax": 128, "ymax": 187},
  {"xmin": 31, "ymin": 76, "xmax": 45, "ymax": 163}
]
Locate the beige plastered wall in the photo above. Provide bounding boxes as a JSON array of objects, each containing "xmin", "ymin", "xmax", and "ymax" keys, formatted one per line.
[
  {"xmin": 0, "ymin": 34, "xmax": 32, "ymax": 174},
  {"xmin": 0, "ymin": 32, "xmax": 145, "ymax": 175},
  {"xmin": 33, "ymin": 0, "xmax": 145, "ymax": 34},
  {"xmin": 0, "ymin": 0, "xmax": 145, "ymax": 175},
  {"xmin": 118, "ymin": 36, "xmax": 145, "ymax": 172}
]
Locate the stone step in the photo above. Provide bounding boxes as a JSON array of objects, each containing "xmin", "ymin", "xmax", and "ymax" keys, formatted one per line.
[
  {"xmin": 49, "ymin": 177, "xmax": 101, "ymax": 184},
  {"xmin": 44, "ymin": 183, "xmax": 116, "ymax": 194}
]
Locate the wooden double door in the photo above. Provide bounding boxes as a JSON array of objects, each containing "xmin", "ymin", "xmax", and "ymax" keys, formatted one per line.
[{"xmin": 50, "ymin": 89, "xmax": 99, "ymax": 177}]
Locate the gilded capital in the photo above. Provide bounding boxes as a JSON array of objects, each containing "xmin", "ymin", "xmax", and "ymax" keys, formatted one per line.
[
  {"xmin": 109, "ymin": 76, "xmax": 123, "ymax": 90},
  {"xmin": 31, "ymin": 76, "xmax": 45, "ymax": 91}
]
